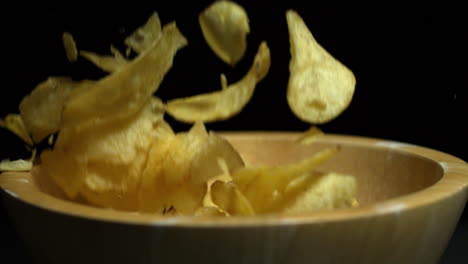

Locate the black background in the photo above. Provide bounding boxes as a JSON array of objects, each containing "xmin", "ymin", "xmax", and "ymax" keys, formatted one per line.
[{"xmin": 0, "ymin": 1, "xmax": 466, "ymax": 263}]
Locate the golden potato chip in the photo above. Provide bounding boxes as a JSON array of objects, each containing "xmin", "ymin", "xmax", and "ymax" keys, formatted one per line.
[
  {"xmin": 211, "ymin": 180, "xmax": 255, "ymax": 216},
  {"xmin": 62, "ymin": 22, "xmax": 187, "ymax": 129},
  {"xmin": 190, "ymin": 132, "xmax": 244, "ymax": 185},
  {"xmin": 283, "ymin": 172, "xmax": 357, "ymax": 214},
  {"xmin": 124, "ymin": 12, "xmax": 162, "ymax": 54},
  {"xmin": 138, "ymin": 130, "xmax": 175, "ymax": 213},
  {"xmin": 79, "ymin": 13, "xmax": 161, "ymax": 72},
  {"xmin": 231, "ymin": 147, "xmax": 338, "ymax": 213},
  {"xmin": 286, "ymin": 10, "xmax": 356, "ymax": 124},
  {"xmin": 220, "ymin": 73, "xmax": 228, "ymax": 90},
  {"xmin": 0, "ymin": 114, "xmax": 33, "ymax": 145},
  {"xmin": 139, "ymin": 122, "xmax": 210, "ymax": 214},
  {"xmin": 139, "ymin": 123, "xmax": 245, "ymax": 214},
  {"xmin": 80, "ymin": 46, "xmax": 128, "ymax": 73},
  {"xmin": 202, "ymin": 167, "xmax": 232, "ymax": 212},
  {"xmin": 19, "ymin": 77, "xmax": 82, "ymax": 142},
  {"xmin": 0, "ymin": 159, "xmax": 32, "ymax": 172},
  {"xmin": 166, "ymin": 41, "xmax": 270, "ymax": 123},
  {"xmin": 194, "ymin": 206, "xmax": 227, "ymax": 217},
  {"xmin": 199, "ymin": 0, "xmax": 249, "ymax": 65},
  {"xmin": 296, "ymin": 126, "xmax": 324, "ymax": 145},
  {"xmin": 40, "ymin": 99, "xmax": 162, "ymax": 205},
  {"xmin": 38, "ymin": 147, "xmax": 88, "ymax": 198},
  {"xmin": 63, "ymin": 32, "xmax": 78, "ymax": 62}
]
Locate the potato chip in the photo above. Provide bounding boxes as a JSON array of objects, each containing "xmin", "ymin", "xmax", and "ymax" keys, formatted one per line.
[
  {"xmin": 62, "ymin": 22, "xmax": 187, "ymax": 129},
  {"xmin": 19, "ymin": 77, "xmax": 82, "ymax": 143},
  {"xmin": 37, "ymin": 100, "xmax": 161, "ymax": 200},
  {"xmin": 296, "ymin": 126, "xmax": 324, "ymax": 145},
  {"xmin": 283, "ymin": 172, "xmax": 357, "ymax": 214},
  {"xmin": 286, "ymin": 10, "xmax": 356, "ymax": 124},
  {"xmin": 139, "ymin": 122, "xmax": 244, "ymax": 214},
  {"xmin": 211, "ymin": 180, "xmax": 255, "ymax": 216},
  {"xmin": 124, "ymin": 12, "xmax": 162, "ymax": 54},
  {"xmin": 80, "ymin": 46, "xmax": 128, "ymax": 73},
  {"xmin": 199, "ymin": 0, "xmax": 249, "ymax": 65},
  {"xmin": 138, "ymin": 129, "xmax": 175, "ymax": 213},
  {"xmin": 144, "ymin": 123, "xmax": 213, "ymax": 214},
  {"xmin": 202, "ymin": 169, "xmax": 232, "ymax": 213},
  {"xmin": 190, "ymin": 132, "xmax": 244, "ymax": 185},
  {"xmin": 38, "ymin": 147, "xmax": 88, "ymax": 198},
  {"xmin": 63, "ymin": 32, "xmax": 78, "ymax": 62},
  {"xmin": 166, "ymin": 41, "xmax": 270, "ymax": 123},
  {"xmin": 0, "ymin": 159, "xmax": 32, "ymax": 172},
  {"xmin": 231, "ymin": 147, "xmax": 338, "ymax": 213},
  {"xmin": 0, "ymin": 114, "xmax": 33, "ymax": 145},
  {"xmin": 194, "ymin": 206, "xmax": 227, "ymax": 217},
  {"xmin": 79, "ymin": 13, "xmax": 161, "ymax": 72}
]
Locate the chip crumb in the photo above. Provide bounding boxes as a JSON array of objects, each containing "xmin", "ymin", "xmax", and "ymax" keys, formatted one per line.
[{"xmin": 63, "ymin": 32, "xmax": 78, "ymax": 62}]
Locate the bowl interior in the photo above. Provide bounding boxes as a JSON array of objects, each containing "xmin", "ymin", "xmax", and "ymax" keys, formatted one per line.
[
  {"xmin": 224, "ymin": 133, "xmax": 443, "ymax": 206},
  {"xmin": 3, "ymin": 133, "xmax": 452, "ymax": 223}
]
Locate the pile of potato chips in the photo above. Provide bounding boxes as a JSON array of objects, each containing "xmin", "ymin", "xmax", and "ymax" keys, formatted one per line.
[{"xmin": 1, "ymin": 1, "xmax": 358, "ymax": 216}]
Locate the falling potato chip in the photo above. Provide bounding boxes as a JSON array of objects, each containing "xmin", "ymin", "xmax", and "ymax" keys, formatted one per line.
[
  {"xmin": 62, "ymin": 22, "xmax": 187, "ymax": 129},
  {"xmin": 63, "ymin": 32, "xmax": 78, "ymax": 62},
  {"xmin": 286, "ymin": 10, "xmax": 356, "ymax": 124},
  {"xmin": 80, "ymin": 46, "xmax": 128, "ymax": 73},
  {"xmin": 166, "ymin": 41, "xmax": 270, "ymax": 123},
  {"xmin": 10, "ymin": 9, "xmax": 360, "ymax": 217},
  {"xmin": 0, "ymin": 114, "xmax": 33, "ymax": 145},
  {"xmin": 19, "ymin": 77, "xmax": 83, "ymax": 143},
  {"xmin": 296, "ymin": 126, "xmax": 324, "ymax": 145},
  {"xmin": 199, "ymin": 0, "xmax": 250, "ymax": 65},
  {"xmin": 124, "ymin": 12, "xmax": 162, "ymax": 54},
  {"xmin": 80, "ymin": 12, "xmax": 162, "ymax": 72},
  {"xmin": 38, "ymin": 99, "xmax": 161, "ymax": 201}
]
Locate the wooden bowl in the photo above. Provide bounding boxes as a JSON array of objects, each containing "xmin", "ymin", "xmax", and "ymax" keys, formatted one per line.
[{"xmin": 1, "ymin": 133, "xmax": 468, "ymax": 264}]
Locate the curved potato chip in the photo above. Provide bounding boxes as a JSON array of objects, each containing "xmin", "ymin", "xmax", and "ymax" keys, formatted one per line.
[
  {"xmin": 202, "ymin": 165, "xmax": 232, "ymax": 213},
  {"xmin": 63, "ymin": 32, "xmax": 78, "ymax": 62},
  {"xmin": 286, "ymin": 10, "xmax": 356, "ymax": 124},
  {"xmin": 80, "ymin": 13, "xmax": 161, "ymax": 73},
  {"xmin": 139, "ymin": 122, "xmax": 211, "ymax": 214},
  {"xmin": 80, "ymin": 46, "xmax": 128, "ymax": 73},
  {"xmin": 39, "ymin": 100, "xmax": 161, "ymax": 200},
  {"xmin": 166, "ymin": 41, "xmax": 270, "ymax": 123},
  {"xmin": 296, "ymin": 126, "xmax": 324, "ymax": 145},
  {"xmin": 211, "ymin": 180, "xmax": 255, "ymax": 216},
  {"xmin": 125, "ymin": 12, "xmax": 162, "ymax": 54},
  {"xmin": 0, "ymin": 159, "xmax": 32, "ymax": 172},
  {"xmin": 19, "ymin": 77, "xmax": 83, "ymax": 142},
  {"xmin": 199, "ymin": 0, "xmax": 249, "ymax": 65},
  {"xmin": 198, "ymin": 1, "xmax": 250, "ymax": 65},
  {"xmin": 0, "ymin": 114, "xmax": 33, "ymax": 145},
  {"xmin": 62, "ymin": 22, "xmax": 187, "ymax": 129},
  {"xmin": 139, "ymin": 123, "xmax": 244, "ymax": 214},
  {"xmin": 283, "ymin": 172, "xmax": 357, "ymax": 214},
  {"xmin": 231, "ymin": 147, "xmax": 338, "ymax": 213}
]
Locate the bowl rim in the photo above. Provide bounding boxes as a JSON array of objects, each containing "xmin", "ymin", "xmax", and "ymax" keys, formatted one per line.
[{"xmin": 1, "ymin": 132, "xmax": 468, "ymax": 228}]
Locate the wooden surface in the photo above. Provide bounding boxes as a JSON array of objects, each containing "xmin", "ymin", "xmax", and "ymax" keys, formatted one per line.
[{"xmin": 1, "ymin": 133, "xmax": 468, "ymax": 264}]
